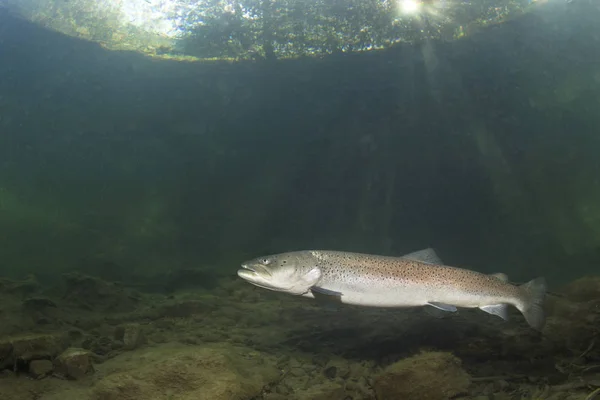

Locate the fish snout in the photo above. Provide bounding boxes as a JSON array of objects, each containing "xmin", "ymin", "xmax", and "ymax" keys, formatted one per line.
[
  {"xmin": 239, "ymin": 262, "xmax": 272, "ymax": 277},
  {"xmin": 240, "ymin": 263, "xmax": 256, "ymax": 272}
]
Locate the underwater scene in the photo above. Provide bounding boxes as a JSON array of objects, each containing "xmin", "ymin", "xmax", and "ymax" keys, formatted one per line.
[{"xmin": 1, "ymin": 0, "xmax": 600, "ymax": 399}]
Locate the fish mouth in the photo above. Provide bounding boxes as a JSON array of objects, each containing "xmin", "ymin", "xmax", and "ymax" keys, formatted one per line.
[
  {"xmin": 238, "ymin": 263, "xmax": 272, "ymax": 278},
  {"xmin": 237, "ymin": 264, "xmax": 287, "ymax": 293},
  {"xmin": 240, "ymin": 264, "xmax": 256, "ymax": 272}
]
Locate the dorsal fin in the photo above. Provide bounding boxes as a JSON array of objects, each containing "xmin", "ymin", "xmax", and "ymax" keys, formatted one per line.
[
  {"xmin": 490, "ymin": 273, "xmax": 509, "ymax": 282},
  {"xmin": 402, "ymin": 248, "xmax": 443, "ymax": 265}
]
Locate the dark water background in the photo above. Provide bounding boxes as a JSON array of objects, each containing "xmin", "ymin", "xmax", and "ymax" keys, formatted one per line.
[{"xmin": 0, "ymin": 2, "xmax": 599, "ymax": 288}]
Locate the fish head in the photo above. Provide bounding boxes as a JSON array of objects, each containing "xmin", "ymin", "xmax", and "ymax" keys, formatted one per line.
[{"xmin": 237, "ymin": 251, "xmax": 322, "ymax": 295}]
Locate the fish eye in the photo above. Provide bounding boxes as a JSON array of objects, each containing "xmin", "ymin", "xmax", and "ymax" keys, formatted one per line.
[{"xmin": 261, "ymin": 258, "xmax": 270, "ymax": 265}]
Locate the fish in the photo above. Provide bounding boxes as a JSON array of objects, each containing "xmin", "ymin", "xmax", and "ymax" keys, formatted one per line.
[{"xmin": 237, "ymin": 248, "xmax": 547, "ymax": 331}]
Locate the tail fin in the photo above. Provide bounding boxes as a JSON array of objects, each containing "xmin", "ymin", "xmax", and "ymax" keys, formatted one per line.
[{"xmin": 518, "ymin": 277, "xmax": 547, "ymax": 331}]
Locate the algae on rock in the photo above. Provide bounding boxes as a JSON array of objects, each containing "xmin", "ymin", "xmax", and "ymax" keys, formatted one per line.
[{"xmin": 373, "ymin": 351, "xmax": 471, "ymax": 400}]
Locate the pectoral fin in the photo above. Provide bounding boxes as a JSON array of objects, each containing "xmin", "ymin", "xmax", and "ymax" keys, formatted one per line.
[
  {"xmin": 311, "ymin": 287, "xmax": 343, "ymax": 296},
  {"xmin": 311, "ymin": 286, "xmax": 343, "ymax": 304},
  {"xmin": 289, "ymin": 267, "xmax": 322, "ymax": 295}
]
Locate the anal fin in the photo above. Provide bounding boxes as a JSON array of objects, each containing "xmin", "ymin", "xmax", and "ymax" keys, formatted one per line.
[
  {"xmin": 427, "ymin": 302, "xmax": 457, "ymax": 312},
  {"xmin": 479, "ymin": 304, "xmax": 509, "ymax": 321}
]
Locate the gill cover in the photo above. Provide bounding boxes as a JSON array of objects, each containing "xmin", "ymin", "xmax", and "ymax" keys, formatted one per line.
[{"xmin": 287, "ymin": 267, "xmax": 322, "ymax": 295}]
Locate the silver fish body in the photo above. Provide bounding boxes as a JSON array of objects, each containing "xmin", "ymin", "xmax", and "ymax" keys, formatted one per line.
[{"xmin": 237, "ymin": 248, "xmax": 547, "ymax": 331}]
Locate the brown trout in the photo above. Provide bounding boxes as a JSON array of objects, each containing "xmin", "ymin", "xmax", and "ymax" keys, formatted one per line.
[{"xmin": 237, "ymin": 248, "xmax": 547, "ymax": 330}]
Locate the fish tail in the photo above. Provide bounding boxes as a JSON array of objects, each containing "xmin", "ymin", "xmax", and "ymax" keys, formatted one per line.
[{"xmin": 517, "ymin": 277, "xmax": 547, "ymax": 331}]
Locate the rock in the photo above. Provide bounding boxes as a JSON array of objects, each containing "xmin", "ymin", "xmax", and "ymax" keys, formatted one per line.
[
  {"xmin": 561, "ymin": 276, "xmax": 600, "ymax": 302},
  {"xmin": 0, "ymin": 341, "xmax": 12, "ymax": 368},
  {"xmin": 312, "ymin": 354, "xmax": 330, "ymax": 367},
  {"xmin": 263, "ymin": 394, "xmax": 288, "ymax": 400},
  {"xmin": 82, "ymin": 336, "xmax": 114, "ymax": 356},
  {"xmin": 114, "ymin": 323, "xmax": 146, "ymax": 350},
  {"xmin": 61, "ymin": 272, "xmax": 139, "ymax": 312},
  {"xmin": 29, "ymin": 359, "xmax": 53, "ymax": 379},
  {"xmin": 543, "ymin": 295, "xmax": 599, "ymax": 349},
  {"xmin": 373, "ymin": 351, "xmax": 471, "ymax": 400},
  {"xmin": 0, "ymin": 275, "xmax": 40, "ymax": 296},
  {"xmin": 53, "ymin": 348, "xmax": 94, "ymax": 379},
  {"xmin": 111, "ymin": 340, "xmax": 124, "ymax": 350},
  {"xmin": 0, "ymin": 333, "xmax": 68, "ymax": 370},
  {"xmin": 22, "ymin": 297, "xmax": 57, "ymax": 310},
  {"xmin": 323, "ymin": 358, "xmax": 350, "ymax": 380},
  {"xmin": 323, "ymin": 365, "xmax": 337, "ymax": 379},
  {"xmin": 296, "ymin": 382, "xmax": 346, "ymax": 400},
  {"xmin": 0, "ymin": 369, "xmax": 14, "ymax": 379},
  {"xmin": 89, "ymin": 343, "xmax": 280, "ymax": 400}
]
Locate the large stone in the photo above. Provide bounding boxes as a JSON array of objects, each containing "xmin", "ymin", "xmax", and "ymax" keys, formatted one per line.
[
  {"xmin": 61, "ymin": 272, "xmax": 140, "ymax": 313},
  {"xmin": 373, "ymin": 351, "xmax": 471, "ymax": 400},
  {"xmin": 53, "ymin": 348, "xmax": 94, "ymax": 380},
  {"xmin": 561, "ymin": 276, "xmax": 600, "ymax": 303},
  {"xmin": 114, "ymin": 323, "xmax": 146, "ymax": 350},
  {"xmin": 29, "ymin": 359, "xmax": 53, "ymax": 379},
  {"xmin": 88, "ymin": 343, "xmax": 280, "ymax": 400},
  {"xmin": 0, "ymin": 333, "xmax": 67, "ymax": 370}
]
